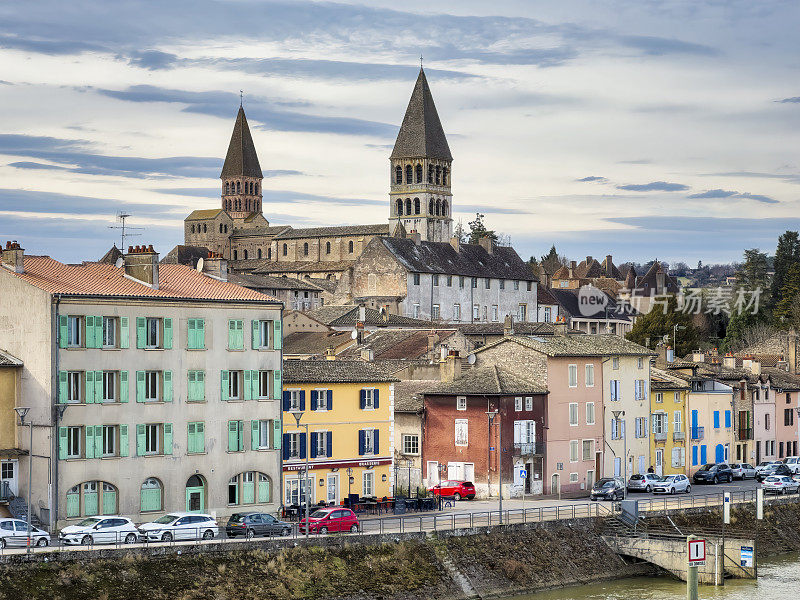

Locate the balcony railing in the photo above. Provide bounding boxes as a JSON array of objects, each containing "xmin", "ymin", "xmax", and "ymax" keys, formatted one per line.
[
  {"xmin": 691, "ymin": 426, "xmax": 705, "ymax": 441},
  {"xmin": 737, "ymin": 427, "xmax": 753, "ymax": 441},
  {"xmin": 673, "ymin": 431, "xmax": 686, "ymax": 442},
  {"xmin": 513, "ymin": 442, "xmax": 544, "ymax": 456},
  {"xmin": 654, "ymin": 432, "xmax": 667, "ymax": 442},
  {"xmin": 0, "ymin": 481, "xmax": 11, "ymax": 502}
]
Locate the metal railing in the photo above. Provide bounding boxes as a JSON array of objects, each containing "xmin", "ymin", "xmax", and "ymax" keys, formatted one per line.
[
  {"xmin": 737, "ymin": 428, "xmax": 753, "ymax": 441},
  {"xmin": 0, "ymin": 482, "xmax": 10, "ymax": 502},
  {"xmin": 691, "ymin": 426, "xmax": 705, "ymax": 441},
  {"xmin": 513, "ymin": 442, "xmax": 544, "ymax": 456},
  {"xmin": 673, "ymin": 431, "xmax": 685, "ymax": 442},
  {"xmin": 654, "ymin": 432, "xmax": 667, "ymax": 442}
]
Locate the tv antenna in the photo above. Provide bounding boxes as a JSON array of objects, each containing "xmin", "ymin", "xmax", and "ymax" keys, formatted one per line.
[{"xmin": 109, "ymin": 212, "xmax": 143, "ymax": 250}]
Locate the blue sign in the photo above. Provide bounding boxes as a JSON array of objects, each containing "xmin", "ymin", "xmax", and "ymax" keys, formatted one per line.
[
  {"xmin": 489, "ymin": 446, "xmax": 495, "ymax": 451},
  {"xmin": 519, "ymin": 469, "xmax": 528, "ymax": 478},
  {"xmin": 741, "ymin": 546, "xmax": 753, "ymax": 568}
]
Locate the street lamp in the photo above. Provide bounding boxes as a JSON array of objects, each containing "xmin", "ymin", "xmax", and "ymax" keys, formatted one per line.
[
  {"xmin": 13, "ymin": 407, "xmax": 32, "ymax": 554},
  {"xmin": 346, "ymin": 467, "xmax": 353, "ymax": 502},
  {"xmin": 673, "ymin": 324, "xmax": 686, "ymax": 353},
  {"xmin": 487, "ymin": 409, "xmax": 502, "ymax": 523},
  {"xmin": 291, "ymin": 411, "xmax": 310, "ymax": 539},
  {"xmin": 612, "ymin": 409, "xmax": 627, "ymax": 499}
]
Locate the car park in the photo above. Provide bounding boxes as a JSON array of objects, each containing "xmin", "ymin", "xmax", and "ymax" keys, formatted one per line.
[
  {"xmin": 590, "ymin": 477, "xmax": 625, "ymax": 501},
  {"xmin": 762, "ymin": 475, "xmax": 800, "ymax": 494},
  {"xmin": 298, "ymin": 507, "xmax": 360, "ymax": 534},
  {"xmin": 59, "ymin": 516, "xmax": 139, "ymax": 545},
  {"xmin": 652, "ymin": 474, "xmax": 691, "ymax": 494},
  {"xmin": 730, "ymin": 463, "xmax": 757, "ymax": 480},
  {"xmin": 0, "ymin": 519, "xmax": 50, "ymax": 548},
  {"xmin": 427, "ymin": 481, "xmax": 476, "ymax": 500},
  {"xmin": 225, "ymin": 512, "xmax": 293, "ymax": 538},
  {"xmin": 692, "ymin": 463, "xmax": 733, "ymax": 484},
  {"xmin": 784, "ymin": 457, "xmax": 800, "ymax": 473},
  {"xmin": 756, "ymin": 463, "xmax": 793, "ymax": 482},
  {"xmin": 627, "ymin": 473, "xmax": 663, "ymax": 493},
  {"xmin": 138, "ymin": 513, "xmax": 218, "ymax": 542}
]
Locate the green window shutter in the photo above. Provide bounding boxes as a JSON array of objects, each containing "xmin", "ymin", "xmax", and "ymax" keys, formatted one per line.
[
  {"xmin": 58, "ymin": 371, "xmax": 68, "ymax": 403},
  {"xmin": 197, "ymin": 422, "xmax": 205, "ymax": 453},
  {"xmin": 197, "ymin": 370, "xmax": 206, "ymax": 401},
  {"xmin": 197, "ymin": 319, "xmax": 205, "ymax": 349},
  {"xmin": 273, "ymin": 319, "xmax": 282, "ymax": 350},
  {"xmin": 188, "ymin": 371, "xmax": 196, "ymax": 401},
  {"xmin": 58, "ymin": 315, "xmax": 68, "ymax": 349},
  {"xmin": 85, "ymin": 426, "xmax": 95, "ymax": 459},
  {"xmin": 94, "ymin": 370, "xmax": 103, "ymax": 402},
  {"xmin": 136, "ymin": 371, "xmax": 145, "ymax": 402},
  {"xmin": 136, "ymin": 424, "xmax": 145, "ymax": 456},
  {"xmin": 95, "ymin": 425, "xmax": 103, "ymax": 457},
  {"xmin": 252, "ymin": 320, "xmax": 259, "ymax": 349},
  {"xmin": 237, "ymin": 320, "xmax": 244, "ymax": 349},
  {"xmin": 228, "ymin": 320, "xmax": 235, "ymax": 349},
  {"xmin": 136, "ymin": 317, "xmax": 146, "ymax": 349},
  {"xmin": 188, "ymin": 422, "xmax": 196, "ymax": 453},
  {"xmin": 228, "ymin": 421, "xmax": 238, "ymax": 451},
  {"xmin": 120, "ymin": 371, "xmax": 129, "ymax": 403},
  {"xmin": 272, "ymin": 419, "xmax": 282, "ymax": 450},
  {"xmin": 244, "ymin": 370, "xmax": 252, "ymax": 401},
  {"xmin": 163, "ymin": 318, "xmax": 173, "ymax": 349},
  {"xmin": 164, "ymin": 423, "xmax": 173, "ymax": 455},
  {"xmin": 220, "ymin": 370, "xmax": 229, "ymax": 402},
  {"xmin": 238, "ymin": 420, "xmax": 244, "ymax": 452},
  {"xmin": 251, "ymin": 420, "xmax": 259, "ymax": 450},
  {"xmin": 119, "ymin": 425, "xmax": 129, "ymax": 457},
  {"xmin": 95, "ymin": 316, "xmax": 103, "ymax": 348},
  {"xmin": 163, "ymin": 371, "xmax": 173, "ymax": 402},
  {"xmin": 252, "ymin": 370, "xmax": 260, "ymax": 399},
  {"xmin": 85, "ymin": 316, "xmax": 96, "ymax": 348},
  {"xmin": 273, "ymin": 370, "xmax": 282, "ymax": 400},
  {"xmin": 58, "ymin": 427, "xmax": 68, "ymax": 459},
  {"xmin": 120, "ymin": 317, "xmax": 129, "ymax": 349},
  {"xmin": 85, "ymin": 371, "xmax": 95, "ymax": 403},
  {"xmin": 187, "ymin": 319, "xmax": 195, "ymax": 349}
]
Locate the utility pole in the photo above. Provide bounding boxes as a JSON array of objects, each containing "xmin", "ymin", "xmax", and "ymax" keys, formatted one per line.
[
  {"xmin": 292, "ymin": 412, "xmax": 310, "ymax": 539},
  {"xmin": 487, "ymin": 409, "xmax": 502, "ymax": 523},
  {"xmin": 613, "ymin": 410, "xmax": 627, "ymax": 497},
  {"xmin": 13, "ymin": 408, "xmax": 32, "ymax": 554}
]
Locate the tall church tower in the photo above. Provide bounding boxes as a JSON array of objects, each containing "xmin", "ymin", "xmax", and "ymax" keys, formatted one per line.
[
  {"xmin": 389, "ymin": 68, "xmax": 453, "ymax": 242},
  {"xmin": 221, "ymin": 106, "xmax": 263, "ymax": 220}
]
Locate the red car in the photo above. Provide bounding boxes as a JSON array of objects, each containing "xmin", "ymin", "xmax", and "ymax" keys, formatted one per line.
[
  {"xmin": 298, "ymin": 507, "xmax": 360, "ymax": 534},
  {"xmin": 427, "ymin": 480, "xmax": 476, "ymax": 500}
]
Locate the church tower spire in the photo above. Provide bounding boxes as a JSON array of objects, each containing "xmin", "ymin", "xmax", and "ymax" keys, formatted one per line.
[
  {"xmin": 389, "ymin": 67, "xmax": 453, "ymax": 242},
  {"xmin": 221, "ymin": 106, "xmax": 263, "ymax": 220}
]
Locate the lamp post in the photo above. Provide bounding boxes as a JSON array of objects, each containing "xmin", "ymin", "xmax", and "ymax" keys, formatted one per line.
[
  {"xmin": 291, "ymin": 411, "xmax": 310, "ymax": 539},
  {"xmin": 612, "ymin": 409, "xmax": 626, "ymax": 499},
  {"xmin": 487, "ymin": 409, "xmax": 502, "ymax": 523},
  {"xmin": 346, "ymin": 467, "xmax": 353, "ymax": 501},
  {"xmin": 13, "ymin": 407, "xmax": 32, "ymax": 554},
  {"xmin": 673, "ymin": 324, "xmax": 685, "ymax": 353}
]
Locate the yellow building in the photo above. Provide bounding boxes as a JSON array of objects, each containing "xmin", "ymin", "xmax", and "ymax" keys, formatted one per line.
[
  {"xmin": 282, "ymin": 360, "xmax": 397, "ymax": 506},
  {"xmin": 0, "ymin": 349, "xmax": 23, "ymax": 500},
  {"xmin": 650, "ymin": 368, "xmax": 690, "ymax": 477}
]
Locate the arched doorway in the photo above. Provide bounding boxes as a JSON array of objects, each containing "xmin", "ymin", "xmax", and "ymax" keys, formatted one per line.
[
  {"xmin": 551, "ymin": 473, "xmax": 559, "ymax": 497},
  {"xmin": 186, "ymin": 475, "xmax": 206, "ymax": 513}
]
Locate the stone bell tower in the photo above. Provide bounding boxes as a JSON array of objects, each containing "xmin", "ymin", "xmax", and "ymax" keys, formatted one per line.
[
  {"xmin": 221, "ymin": 106, "xmax": 263, "ymax": 220},
  {"xmin": 389, "ymin": 67, "xmax": 453, "ymax": 243}
]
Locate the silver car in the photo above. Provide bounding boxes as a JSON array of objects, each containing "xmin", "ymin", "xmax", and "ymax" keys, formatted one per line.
[
  {"xmin": 0, "ymin": 518, "xmax": 50, "ymax": 549},
  {"xmin": 627, "ymin": 473, "xmax": 663, "ymax": 493},
  {"xmin": 652, "ymin": 474, "xmax": 691, "ymax": 494},
  {"xmin": 730, "ymin": 463, "xmax": 757, "ymax": 480}
]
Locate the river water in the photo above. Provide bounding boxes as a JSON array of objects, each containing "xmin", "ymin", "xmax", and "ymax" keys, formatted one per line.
[{"xmin": 508, "ymin": 552, "xmax": 800, "ymax": 600}]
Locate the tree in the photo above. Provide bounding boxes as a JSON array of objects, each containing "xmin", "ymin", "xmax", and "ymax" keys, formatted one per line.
[
  {"xmin": 626, "ymin": 296, "xmax": 700, "ymax": 356},
  {"xmin": 738, "ymin": 248, "xmax": 770, "ymax": 290},
  {"xmin": 540, "ymin": 245, "xmax": 567, "ymax": 274},
  {"xmin": 467, "ymin": 213, "xmax": 497, "ymax": 244},
  {"xmin": 453, "ymin": 219, "xmax": 467, "ymax": 244},
  {"xmin": 775, "ymin": 263, "xmax": 800, "ymax": 322},
  {"xmin": 770, "ymin": 231, "xmax": 800, "ymax": 309}
]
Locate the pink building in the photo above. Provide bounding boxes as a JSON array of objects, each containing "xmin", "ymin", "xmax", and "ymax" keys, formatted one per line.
[{"xmin": 763, "ymin": 369, "xmax": 800, "ymax": 460}]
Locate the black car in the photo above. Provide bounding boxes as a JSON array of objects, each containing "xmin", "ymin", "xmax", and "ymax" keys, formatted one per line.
[
  {"xmin": 756, "ymin": 463, "xmax": 793, "ymax": 482},
  {"xmin": 590, "ymin": 477, "xmax": 625, "ymax": 501},
  {"xmin": 225, "ymin": 512, "xmax": 293, "ymax": 538},
  {"xmin": 692, "ymin": 463, "xmax": 733, "ymax": 484}
]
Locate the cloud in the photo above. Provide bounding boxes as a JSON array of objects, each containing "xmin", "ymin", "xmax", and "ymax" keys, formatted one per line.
[
  {"xmin": 777, "ymin": 97, "xmax": 800, "ymax": 103},
  {"xmin": 617, "ymin": 181, "xmax": 690, "ymax": 192},
  {"xmin": 457, "ymin": 205, "xmax": 531, "ymax": 215},
  {"xmin": 618, "ymin": 35, "xmax": 717, "ymax": 56},
  {"xmin": 688, "ymin": 189, "xmax": 737, "ymax": 199},
  {"xmin": 126, "ymin": 50, "xmax": 179, "ymax": 71},
  {"xmin": 0, "ymin": 33, "xmax": 106, "ymax": 55},
  {"xmin": 153, "ymin": 187, "xmax": 385, "ymax": 207},
  {"xmin": 576, "ymin": 176, "xmax": 607, "ymax": 182},
  {"xmin": 737, "ymin": 192, "xmax": 778, "ymax": 204},
  {"xmin": 0, "ymin": 188, "xmax": 176, "ymax": 218}
]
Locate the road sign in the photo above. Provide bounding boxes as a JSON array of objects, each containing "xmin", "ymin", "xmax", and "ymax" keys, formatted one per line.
[
  {"xmin": 741, "ymin": 546, "xmax": 753, "ymax": 568},
  {"xmin": 519, "ymin": 469, "xmax": 528, "ymax": 478},
  {"xmin": 688, "ymin": 538, "xmax": 706, "ymax": 566}
]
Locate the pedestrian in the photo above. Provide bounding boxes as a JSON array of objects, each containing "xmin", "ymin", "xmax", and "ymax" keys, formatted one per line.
[{"xmin": 647, "ymin": 465, "xmax": 655, "ymax": 474}]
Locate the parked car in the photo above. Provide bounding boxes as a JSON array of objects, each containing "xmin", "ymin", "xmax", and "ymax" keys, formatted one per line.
[
  {"xmin": 756, "ymin": 461, "xmax": 781, "ymax": 476},
  {"xmin": 138, "ymin": 513, "xmax": 218, "ymax": 542},
  {"xmin": 756, "ymin": 463, "xmax": 793, "ymax": 482},
  {"xmin": 692, "ymin": 463, "xmax": 733, "ymax": 484},
  {"xmin": 784, "ymin": 456, "xmax": 800, "ymax": 473},
  {"xmin": 652, "ymin": 474, "xmax": 691, "ymax": 494},
  {"xmin": 225, "ymin": 512, "xmax": 293, "ymax": 538},
  {"xmin": 0, "ymin": 519, "xmax": 50, "ymax": 548},
  {"xmin": 730, "ymin": 463, "xmax": 757, "ymax": 480},
  {"xmin": 761, "ymin": 475, "xmax": 800, "ymax": 494},
  {"xmin": 627, "ymin": 473, "xmax": 663, "ymax": 493},
  {"xmin": 59, "ymin": 516, "xmax": 139, "ymax": 545},
  {"xmin": 590, "ymin": 477, "xmax": 625, "ymax": 501},
  {"xmin": 427, "ymin": 481, "xmax": 476, "ymax": 501},
  {"xmin": 298, "ymin": 507, "xmax": 360, "ymax": 534}
]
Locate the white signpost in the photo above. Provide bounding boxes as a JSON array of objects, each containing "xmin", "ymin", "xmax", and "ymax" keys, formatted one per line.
[
  {"xmin": 688, "ymin": 538, "xmax": 706, "ymax": 566},
  {"xmin": 687, "ymin": 536, "xmax": 705, "ymax": 600}
]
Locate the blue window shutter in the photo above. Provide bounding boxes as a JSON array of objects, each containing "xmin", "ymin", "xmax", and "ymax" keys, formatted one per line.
[
  {"xmin": 282, "ymin": 391, "xmax": 291, "ymax": 412},
  {"xmin": 691, "ymin": 410, "xmax": 698, "ymax": 428},
  {"xmin": 725, "ymin": 410, "xmax": 731, "ymax": 428},
  {"xmin": 326, "ymin": 390, "xmax": 333, "ymax": 411},
  {"xmin": 700, "ymin": 445, "xmax": 707, "ymax": 464},
  {"xmin": 692, "ymin": 445, "xmax": 698, "ymax": 466},
  {"xmin": 85, "ymin": 316, "xmax": 95, "ymax": 349},
  {"xmin": 374, "ymin": 388, "xmax": 380, "ymax": 409},
  {"xmin": 715, "ymin": 444, "xmax": 724, "ymax": 463},
  {"xmin": 244, "ymin": 370, "xmax": 252, "ymax": 401},
  {"xmin": 299, "ymin": 432, "xmax": 307, "ymax": 459},
  {"xmin": 58, "ymin": 427, "xmax": 68, "ymax": 459},
  {"xmin": 164, "ymin": 423, "xmax": 173, "ymax": 455},
  {"xmin": 310, "ymin": 432, "xmax": 318, "ymax": 459},
  {"xmin": 358, "ymin": 430, "xmax": 365, "ymax": 456},
  {"xmin": 300, "ymin": 390, "xmax": 306, "ymax": 411},
  {"xmin": 360, "ymin": 389, "xmax": 366, "ymax": 409},
  {"xmin": 136, "ymin": 371, "xmax": 145, "ymax": 403},
  {"xmin": 713, "ymin": 411, "xmax": 720, "ymax": 429},
  {"xmin": 252, "ymin": 320, "xmax": 259, "ymax": 349},
  {"xmin": 310, "ymin": 390, "xmax": 317, "ymax": 410},
  {"xmin": 374, "ymin": 429, "xmax": 379, "ymax": 454},
  {"xmin": 282, "ymin": 434, "xmax": 290, "ymax": 460},
  {"xmin": 273, "ymin": 421, "xmax": 282, "ymax": 450},
  {"xmin": 326, "ymin": 432, "xmax": 332, "ymax": 458}
]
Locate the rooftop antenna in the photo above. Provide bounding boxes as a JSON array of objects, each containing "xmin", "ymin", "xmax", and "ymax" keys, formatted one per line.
[
  {"xmin": 240, "ymin": 89, "xmax": 243, "ymax": 107},
  {"xmin": 108, "ymin": 211, "xmax": 143, "ymax": 250},
  {"xmin": 420, "ymin": 54, "xmax": 423, "ymax": 68}
]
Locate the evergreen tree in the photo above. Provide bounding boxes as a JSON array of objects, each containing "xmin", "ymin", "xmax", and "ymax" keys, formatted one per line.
[
  {"xmin": 626, "ymin": 296, "xmax": 699, "ymax": 356},
  {"xmin": 770, "ymin": 231, "xmax": 800, "ymax": 309},
  {"xmin": 540, "ymin": 245, "xmax": 566, "ymax": 273},
  {"xmin": 775, "ymin": 263, "xmax": 800, "ymax": 322},
  {"xmin": 722, "ymin": 248, "xmax": 771, "ymax": 350},
  {"xmin": 467, "ymin": 213, "xmax": 497, "ymax": 244}
]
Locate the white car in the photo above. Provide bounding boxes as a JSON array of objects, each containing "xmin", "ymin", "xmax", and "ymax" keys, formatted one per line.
[
  {"xmin": 756, "ymin": 461, "xmax": 781, "ymax": 475},
  {"xmin": 730, "ymin": 463, "xmax": 757, "ymax": 480},
  {"xmin": 59, "ymin": 516, "xmax": 139, "ymax": 545},
  {"xmin": 784, "ymin": 457, "xmax": 800, "ymax": 473},
  {"xmin": 762, "ymin": 475, "xmax": 800, "ymax": 495},
  {"xmin": 652, "ymin": 474, "xmax": 691, "ymax": 494},
  {"xmin": 0, "ymin": 518, "xmax": 50, "ymax": 549},
  {"xmin": 138, "ymin": 513, "xmax": 218, "ymax": 542}
]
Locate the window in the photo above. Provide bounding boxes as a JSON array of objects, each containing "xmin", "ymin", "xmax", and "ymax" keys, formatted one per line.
[
  {"xmin": 67, "ymin": 316, "xmax": 82, "ymax": 347},
  {"xmin": 525, "ymin": 397, "xmax": 533, "ymax": 411},
  {"xmin": 544, "ymin": 306, "xmax": 551, "ymax": 321},
  {"xmin": 312, "ymin": 431, "xmax": 327, "ymax": 458},
  {"xmin": 457, "ymin": 396, "xmax": 467, "ymax": 411},
  {"xmin": 187, "ymin": 318, "xmax": 205, "ymax": 349},
  {"xmin": 432, "ymin": 304, "xmax": 440, "ymax": 320},
  {"xmin": 515, "ymin": 397, "xmax": 523, "ymax": 411},
  {"xmin": 483, "ymin": 306, "xmax": 488, "ymax": 322},
  {"xmin": 146, "ymin": 317, "xmax": 160, "ymax": 348},
  {"xmin": 67, "ymin": 371, "xmax": 82, "ymax": 403},
  {"xmin": 144, "ymin": 371, "xmax": 159, "ymax": 401},
  {"xmin": 283, "ymin": 243, "xmax": 288, "ymax": 256},
  {"xmin": 144, "ymin": 424, "xmax": 159, "ymax": 455},
  {"xmin": 634, "ymin": 379, "xmax": 647, "ymax": 400},
  {"xmin": 257, "ymin": 420, "xmax": 272, "ymax": 449},
  {"xmin": 102, "ymin": 371, "xmax": 116, "ymax": 402},
  {"xmin": 413, "ymin": 303, "xmax": 420, "ymax": 318},
  {"xmin": 569, "ymin": 440, "xmax": 579, "ymax": 462},
  {"xmin": 656, "ymin": 392, "xmax": 664, "ymax": 403},
  {"xmin": 585, "ymin": 364, "xmax": 594, "ymax": 387},
  {"xmin": 348, "ymin": 241, "xmax": 354, "ymax": 253},
  {"xmin": 413, "ymin": 273, "xmax": 420, "ymax": 285},
  {"xmin": 187, "ymin": 370, "xmax": 205, "ymax": 402},
  {"xmin": 471, "ymin": 277, "xmax": 478, "ymax": 289},
  {"xmin": 395, "ymin": 165, "xmax": 402, "ymax": 184},
  {"xmin": 582, "ymin": 439, "xmax": 594, "ymax": 461},
  {"xmin": 361, "ymin": 428, "xmax": 376, "ymax": 454},
  {"xmin": 287, "ymin": 432, "xmax": 300, "ymax": 458},
  {"xmin": 586, "ymin": 402, "xmax": 595, "ymax": 425},
  {"xmin": 455, "ymin": 419, "xmax": 468, "ymax": 446},
  {"xmin": 785, "ymin": 408, "xmax": 794, "ymax": 427},
  {"xmin": 311, "ymin": 388, "xmax": 330, "ymax": 410},
  {"xmin": 258, "ymin": 371, "xmax": 272, "ymax": 399},
  {"xmin": 674, "ymin": 411, "xmax": 682, "ymax": 432},
  {"xmin": 609, "ymin": 380, "xmax": 621, "ymax": 401},
  {"xmin": 459, "ymin": 276, "xmax": 465, "ymax": 288},
  {"xmin": 447, "ymin": 275, "xmax": 452, "ymax": 286},
  {"xmin": 254, "ymin": 319, "xmax": 271, "ymax": 349},
  {"xmin": 187, "ymin": 422, "xmax": 205, "ymax": 454},
  {"xmin": 303, "ymin": 242, "xmax": 309, "ymax": 256},
  {"xmin": 473, "ymin": 304, "xmax": 480, "ymax": 320},
  {"xmin": 514, "ymin": 420, "xmax": 536, "ymax": 445},
  {"xmin": 102, "ymin": 317, "xmax": 116, "ymax": 348},
  {"xmin": 97, "ymin": 425, "xmax": 115, "ymax": 457},
  {"xmin": 363, "ymin": 471, "xmax": 375, "ymax": 497},
  {"xmin": 491, "ymin": 305, "xmax": 498, "ymax": 322},
  {"xmin": 258, "ymin": 249, "xmax": 262, "ymax": 259},
  {"xmin": 140, "ymin": 478, "xmax": 163, "ymax": 512},
  {"xmin": 568, "ymin": 364, "xmax": 578, "ymax": 387},
  {"xmin": 513, "ymin": 280, "xmax": 520, "ymax": 291},
  {"xmin": 453, "ymin": 304, "xmax": 461, "ymax": 321},
  {"xmin": 569, "ymin": 472, "xmax": 579, "ymax": 482},
  {"xmin": 652, "ymin": 413, "xmax": 667, "ymax": 435},
  {"xmin": 361, "ymin": 388, "xmax": 376, "ymax": 409},
  {"xmin": 612, "ymin": 357, "xmax": 619, "ymax": 369},
  {"xmin": 634, "ymin": 417, "xmax": 648, "ymax": 438},
  {"xmin": 569, "ymin": 402, "xmax": 578, "ymax": 426},
  {"xmin": 517, "ymin": 304, "xmax": 527, "ymax": 321},
  {"xmin": 527, "ymin": 281, "xmax": 532, "ymax": 291},
  {"xmin": 228, "ymin": 420, "xmax": 244, "ymax": 452},
  {"xmin": 228, "ymin": 319, "xmax": 244, "ymax": 350},
  {"xmin": 500, "ymin": 279, "xmax": 505, "ymax": 290},
  {"xmin": 67, "ymin": 426, "xmax": 81, "ymax": 458},
  {"xmin": 432, "ymin": 274, "xmax": 439, "ymax": 286},
  {"xmin": 402, "ymin": 434, "xmax": 419, "ymax": 455},
  {"xmin": 637, "ymin": 357, "xmax": 644, "ymax": 369},
  {"xmin": 674, "ymin": 392, "xmax": 680, "ymax": 402},
  {"xmin": 326, "ymin": 241, "xmax": 331, "ymax": 254},
  {"xmin": 765, "ymin": 414, "xmax": 771, "ymax": 430},
  {"xmin": 485, "ymin": 278, "xmax": 491, "ymax": 289},
  {"xmin": 288, "ymin": 390, "xmax": 302, "ymax": 411},
  {"xmin": 228, "ymin": 371, "xmax": 242, "ymax": 400}
]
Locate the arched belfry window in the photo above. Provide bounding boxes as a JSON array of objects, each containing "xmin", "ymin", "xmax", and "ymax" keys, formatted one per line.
[
  {"xmin": 225, "ymin": 182, "xmax": 229, "ymax": 195},
  {"xmin": 435, "ymin": 166, "xmax": 441, "ymax": 185},
  {"xmin": 348, "ymin": 241, "xmax": 354, "ymax": 253},
  {"xmin": 283, "ymin": 243, "xmax": 288, "ymax": 256},
  {"xmin": 303, "ymin": 242, "xmax": 309, "ymax": 256},
  {"xmin": 326, "ymin": 241, "xmax": 331, "ymax": 254},
  {"xmin": 396, "ymin": 199, "xmax": 403, "ymax": 215},
  {"xmin": 395, "ymin": 166, "xmax": 402, "ymax": 184},
  {"xmin": 405, "ymin": 165, "xmax": 413, "ymax": 184},
  {"xmin": 435, "ymin": 199, "xmax": 441, "ymax": 216},
  {"xmin": 429, "ymin": 199, "xmax": 434, "ymax": 214},
  {"xmin": 414, "ymin": 198, "xmax": 420, "ymax": 214},
  {"xmin": 243, "ymin": 250, "xmax": 248, "ymax": 259},
  {"xmin": 236, "ymin": 181, "xmax": 241, "ymax": 194},
  {"xmin": 428, "ymin": 165, "xmax": 433, "ymax": 183},
  {"xmin": 442, "ymin": 200, "xmax": 448, "ymax": 216},
  {"xmin": 258, "ymin": 248, "xmax": 262, "ymax": 259},
  {"xmin": 405, "ymin": 198, "xmax": 412, "ymax": 214},
  {"xmin": 415, "ymin": 164, "xmax": 423, "ymax": 183},
  {"xmin": 442, "ymin": 167, "xmax": 448, "ymax": 186}
]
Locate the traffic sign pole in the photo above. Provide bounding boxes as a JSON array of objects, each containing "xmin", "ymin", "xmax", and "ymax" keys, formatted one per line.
[{"xmin": 687, "ymin": 535, "xmax": 705, "ymax": 600}]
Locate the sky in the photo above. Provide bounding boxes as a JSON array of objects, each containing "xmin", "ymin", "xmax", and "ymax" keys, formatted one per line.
[{"xmin": 1, "ymin": 0, "xmax": 799, "ymax": 265}]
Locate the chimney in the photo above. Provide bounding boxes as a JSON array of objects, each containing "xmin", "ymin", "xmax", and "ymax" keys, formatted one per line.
[
  {"xmin": 692, "ymin": 351, "xmax": 705, "ymax": 363},
  {"xmin": 409, "ymin": 230, "xmax": 421, "ymax": 246},
  {"xmin": 503, "ymin": 314, "xmax": 514, "ymax": 336},
  {"xmin": 358, "ymin": 303, "xmax": 366, "ymax": 323},
  {"xmin": 789, "ymin": 329, "xmax": 798, "ymax": 374},
  {"xmin": 124, "ymin": 244, "xmax": 159, "ymax": 288},
  {"xmin": 324, "ymin": 347, "xmax": 336, "ymax": 360},
  {"xmin": 656, "ymin": 272, "xmax": 666, "ymax": 293},
  {"xmin": 554, "ymin": 320, "xmax": 568, "ymax": 335},
  {"xmin": 440, "ymin": 350, "xmax": 462, "ymax": 383},
  {"xmin": 749, "ymin": 360, "xmax": 761, "ymax": 376},
  {"xmin": 568, "ymin": 260, "xmax": 576, "ymax": 279},
  {"xmin": 1, "ymin": 241, "xmax": 24, "ymax": 274},
  {"xmin": 427, "ymin": 331, "xmax": 439, "ymax": 351},
  {"xmin": 479, "ymin": 236, "xmax": 495, "ymax": 255},
  {"xmin": 360, "ymin": 348, "xmax": 374, "ymax": 362},
  {"xmin": 586, "ymin": 256, "xmax": 592, "ymax": 265},
  {"xmin": 203, "ymin": 252, "xmax": 228, "ymax": 281},
  {"xmin": 666, "ymin": 346, "xmax": 674, "ymax": 364},
  {"xmin": 449, "ymin": 236, "xmax": 460, "ymax": 253},
  {"xmin": 381, "ymin": 306, "xmax": 390, "ymax": 324},
  {"xmin": 723, "ymin": 354, "xmax": 736, "ymax": 369}
]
